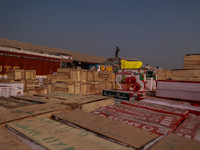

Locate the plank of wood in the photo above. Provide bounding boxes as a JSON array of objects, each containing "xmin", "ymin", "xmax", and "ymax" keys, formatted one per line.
[
  {"xmin": 0, "ymin": 127, "xmax": 31, "ymax": 150},
  {"xmin": 12, "ymin": 95, "xmax": 49, "ymax": 103},
  {"xmin": 0, "ymin": 103, "xmax": 71, "ymax": 124},
  {"xmin": 81, "ymin": 98, "xmax": 114, "ymax": 112},
  {"xmin": 7, "ymin": 117, "xmax": 130, "ymax": 150},
  {"xmin": 52, "ymin": 110, "xmax": 158, "ymax": 149},
  {"xmin": 35, "ymin": 93, "xmax": 112, "ymax": 104},
  {"xmin": 0, "ymin": 97, "xmax": 34, "ymax": 109},
  {"xmin": 149, "ymin": 133, "xmax": 200, "ymax": 150}
]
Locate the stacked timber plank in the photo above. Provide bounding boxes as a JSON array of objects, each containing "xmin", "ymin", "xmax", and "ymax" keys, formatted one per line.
[
  {"xmin": 156, "ymin": 69, "xmax": 171, "ymax": 80},
  {"xmin": 171, "ymin": 54, "xmax": 200, "ymax": 81},
  {"xmin": 0, "ymin": 93, "xmax": 157, "ymax": 149},
  {"xmin": 6, "ymin": 113, "xmax": 155, "ymax": 150},
  {"xmin": 0, "ymin": 97, "xmax": 37, "ymax": 111},
  {"xmin": 34, "ymin": 93, "xmax": 115, "ymax": 112},
  {"xmin": 0, "ymin": 92, "xmax": 200, "ymax": 149},
  {"xmin": 52, "ymin": 68, "xmax": 115, "ymax": 95}
]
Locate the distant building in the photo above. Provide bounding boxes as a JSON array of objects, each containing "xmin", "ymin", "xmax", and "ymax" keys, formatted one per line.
[{"xmin": 0, "ymin": 38, "xmax": 106, "ymax": 76}]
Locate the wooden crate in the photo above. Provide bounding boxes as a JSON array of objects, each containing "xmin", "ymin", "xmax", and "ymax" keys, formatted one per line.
[
  {"xmin": 80, "ymin": 69, "xmax": 87, "ymax": 82},
  {"xmin": 93, "ymin": 70, "xmax": 98, "ymax": 81},
  {"xmin": 24, "ymin": 70, "xmax": 31, "ymax": 80},
  {"xmin": 47, "ymin": 74, "xmax": 57, "ymax": 80},
  {"xmin": 111, "ymin": 81, "xmax": 115, "ymax": 89},
  {"xmin": 43, "ymin": 78, "xmax": 49, "ymax": 85},
  {"xmin": 98, "ymin": 71, "xmax": 113, "ymax": 81},
  {"xmin": 57, "ymin": 68, "xmax": 72, "ymax": 82},
  {"xmin": 74, "ymin": 83, "xmax": 81, "ymax": 94},
  {"xmin": 156, "ymin": 69, "xmax": 171, "ymax": 80},
  {"xmin": 7, "ymin": 69, "xmax": 24, "ymax": 81},
  {"xmin": 25, "ymin": 79, "xmax": 40, "ymax": 90},
  {"xmin": 183, "ymin": 54, "xmax": 200, "ymax": 69},
  {"xmin": 68, "ymin": 83, "xmax": 75, "ymax": 94},
  {"xmin": 30, "ymin": 70, "xmax": 36, "ymax": 79},
  {"xmin": 105, "ymin": 82, "xmax": 112, "ymax": 90},
  {"xmin": 99, "ymin": 82, "xmax": 106, "ymax": 94},
  {"xmin": 81, "ymin": 83, "xmax": 87, "ymax": 95},
  {"xmin": 71, "ymin": 69, "xmax": 77, "ymax": 82},
  {"xmin": 171, "ymin": 69, "xmax": 200, "ymax": 81},
  {"xmin": 56, "ymin": 75, "xmax": 71, "ymax": 82},
  {"xmin": 87, "ymin": 70, "xmax": 94, "ymax": 82},
  {"xmin": 35, "ymin": 87, "xmax": 48, "ymax": 95},
  {"xmin": 47, "ymin": 84, "xmax": 53, "ymax": 94}
]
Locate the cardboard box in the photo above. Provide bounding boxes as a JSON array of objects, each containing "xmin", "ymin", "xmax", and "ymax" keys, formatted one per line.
[
  {"xmin": 0, "ymin": 85, "xmax": 11, "ymax": 97},
  {"xmin": 174, "ymin": 114, "xmax": 200, "ymax": 141},
  {"xmin": 140, "ymin": 96, "xmax": 200, "ymax": 116},
  {"xmin": 92, "ymin": 109, "xmax": 171, "ymax": 135},
  {"xmin": 115, "ymin": 70, "xmax": 146, "ymax": 92},
  {"xmin": 104, "ymin": 104, "xmax": 182, "ymax": 130},
  {"xmin": 4, "ymin": 83, "xmax": 23, "ymax": 96},
  {"xmin": 156, "ymin": 80, "xmax": 200, "ymax": 102}
]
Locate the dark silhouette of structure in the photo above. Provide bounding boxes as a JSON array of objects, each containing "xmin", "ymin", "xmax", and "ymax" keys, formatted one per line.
[{"xmin": 115, "ymin": 46, "xmax": 120, "ymax": 57}]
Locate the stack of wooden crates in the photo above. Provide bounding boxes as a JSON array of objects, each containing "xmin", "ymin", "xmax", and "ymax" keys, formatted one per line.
[
  {"xmin": 171, "ymin": 54, "xmax": 200, "ymax": 81},
  {"xmin": 156, "ymin": 69, "xmax": 172, "ymax": 80},
  {"xmin": 7, "ymin": 69, "xmax": 47, "ymax": 95},
  {"xmin": 46, "ymin": 68, "xmax": 115, "ymax": 95}
]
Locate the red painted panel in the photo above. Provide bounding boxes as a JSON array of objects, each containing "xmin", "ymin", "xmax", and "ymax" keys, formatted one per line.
[
  {"xmin": 12, "ymin": 52, "xmax": 21, "ymax": 69},
  {"xmin": 48, "ymin": 58, "xmax": 54, "ymax": 74},
  {"xmin": 3, "ymin": 51, "xmax": 12, "ymax": 73},
  {"xmin": 35, "ymin": 56, "xmax": 43, "ymax": 75},
  {"xmin": 43, "ymin": 57, "xmax": 48, "ymax": 75},
  {"xmin": 28, "ymin": 56, "xmax": 36, "ymax": 70},
  {"xmin": 53, "ymin": 58, "xmax": 60, "ymax": 72},
  {"xmin": 21, "ymin": 54, "xmax": 29, "ymax": 70},
  {"xmin": 0, "ymin": 51, "xmax": 3, "ymax": 73}
]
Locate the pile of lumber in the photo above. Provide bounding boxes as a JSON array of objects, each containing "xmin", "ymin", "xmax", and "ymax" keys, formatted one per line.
[
  {"xmin": 48, "ymin": 68, "xmax": 115, "ymax": 95},
  {"xmin": 0, "ymin": 92, "xmax": 200, "ymax": 149},
  {"xmin": 171, "ymin": 54, "xmax": 200, "ymax": 81},
  {"xmin": 7, "ymin": 69, "xmax": 47, "ymax": 95}
]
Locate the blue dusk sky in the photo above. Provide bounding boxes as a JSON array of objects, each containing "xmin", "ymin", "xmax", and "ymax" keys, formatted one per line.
[{"xmin": 0, "ymin": 0, "xmax": 200, "ymax": 69}]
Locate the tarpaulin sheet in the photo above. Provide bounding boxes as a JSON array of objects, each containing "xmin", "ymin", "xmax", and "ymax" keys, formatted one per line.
[{"xmin": 121, "ymin": 60, "xmax": 143, "ymax": 69}]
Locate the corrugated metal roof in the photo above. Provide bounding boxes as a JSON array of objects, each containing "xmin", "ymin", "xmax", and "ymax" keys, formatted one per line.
[{"xmin": 0, "ymin": 38, "xmax": 107, "ymax": 64}]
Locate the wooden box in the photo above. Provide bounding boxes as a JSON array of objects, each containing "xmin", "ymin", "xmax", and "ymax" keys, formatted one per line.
[{"xmin": 7, "ymin": 69, "xmax": 24, "ymax": 81}]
